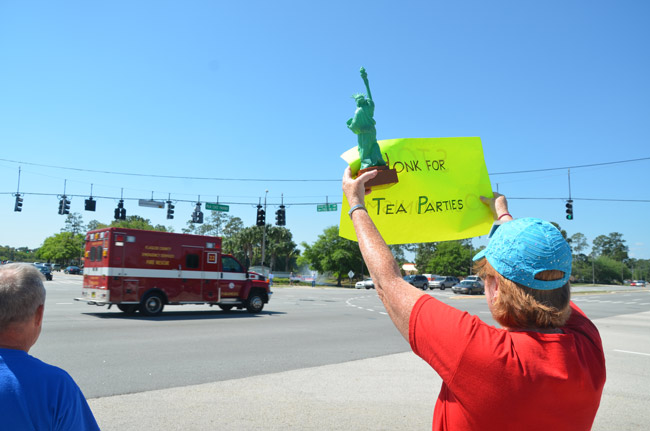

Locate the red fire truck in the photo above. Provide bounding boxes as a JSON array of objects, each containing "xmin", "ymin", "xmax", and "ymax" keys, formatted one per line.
[{"xmin": 75, "ymin": 227, "xmax": 271, "ymax": 316}]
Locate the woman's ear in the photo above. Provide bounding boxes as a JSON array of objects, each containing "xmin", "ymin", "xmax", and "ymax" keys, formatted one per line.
[{"xmin": 485, "ymin": 276, "xmax": 500, "ymax": 304}]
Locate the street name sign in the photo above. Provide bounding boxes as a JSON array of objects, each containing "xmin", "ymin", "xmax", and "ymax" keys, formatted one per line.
[
  {"xmin": 317, "ymin": 203, "xmax": 338, "ymax": 212},
  {"xmin": 206, "ymin": 203, "xmax": 229, "ymax": 212},
  {"xmin": 138, "ymin": 199, "xmax": 165, "ymax": 209}
]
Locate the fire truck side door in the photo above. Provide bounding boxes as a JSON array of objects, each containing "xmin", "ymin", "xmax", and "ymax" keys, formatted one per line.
[
  {"xmin": 219, "ymin": 256, "xmax": 246, "ymax": 299},
  {"xmin": 113, "ymin": 232, "xmax": 131, "ymax": 303},
  {"xmin": 180, "ymin": 246, "xmax": 204, "ymax": 301}
]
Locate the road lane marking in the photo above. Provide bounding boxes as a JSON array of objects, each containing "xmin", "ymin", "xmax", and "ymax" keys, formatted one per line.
[
  {"xmin": 56, "ymin": 303, "xmax": 73, "ymax": 305},
  {"xmin": 614, "ymin": 349, "xmax": 650, "ymax": 357}
]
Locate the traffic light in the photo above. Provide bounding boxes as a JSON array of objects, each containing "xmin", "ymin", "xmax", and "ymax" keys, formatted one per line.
[
  {"xmin": 166, "ymin": 200, "xmax": 175, "ymax": 219},
  {"xmin": 84, "ymin": 197, "xmax": 96, "ymax": 211},
  {"xmin": 275, "ymin": 205, "xmax": 286, "ymax": 226},
  {"xmin": 114, "ymin": 200, "xmax": 126, "ymax": 220},
  {"xmin": 14, "ymin": 194, "xmax": 23, "ymax": 212},
  {"xmin": 58, "ymin": 196, "xmax": 70, "ymax": 215},
  {"xmin": 192, "ymin": 203, "xmax": 203, "ymax": 224},
  {"xmin": 256, "ymin": 205, "xmax": 265, "ymax": 226},
  {"xmin": 565, "ymin": 199, "xmax": 574, "ymax": 220}
]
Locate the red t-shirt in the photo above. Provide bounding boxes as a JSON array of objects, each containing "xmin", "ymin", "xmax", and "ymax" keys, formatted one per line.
[{"xmin": 409, "ymin": 296, "xmax": 606, "ymax": 430}]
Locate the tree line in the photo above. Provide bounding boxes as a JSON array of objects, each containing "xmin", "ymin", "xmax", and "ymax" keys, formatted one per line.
[
  {"xmin": 299, "ymin": 222, "xmax": 650, "ymax": 286},
  {"xmin": 3, "ymin": 217, "xmax": 648, "ymax": 286},
  {"xmin": 2, "ymin": 212, "xmax": 300, "ymax": 273}
]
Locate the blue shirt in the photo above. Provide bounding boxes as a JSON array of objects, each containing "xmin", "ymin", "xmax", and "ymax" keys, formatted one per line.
[{"xmin": 0, "ymin": 348, "xmax": 99, "ymax": 431}]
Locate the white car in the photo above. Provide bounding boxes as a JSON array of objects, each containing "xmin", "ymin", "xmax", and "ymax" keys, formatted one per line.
[{"xmin": 355, "ymin": 278, "xmax": 375, "ymax": 289}]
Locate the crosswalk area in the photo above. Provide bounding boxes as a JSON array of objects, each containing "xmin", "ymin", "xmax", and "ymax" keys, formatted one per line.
[
  {"xmin": 573, "ymin": 292, "xmax": 650, "ymax": 307},
  {"xmin": 44, "ymin": 279, "xmax": 78, "ymax": 287}
]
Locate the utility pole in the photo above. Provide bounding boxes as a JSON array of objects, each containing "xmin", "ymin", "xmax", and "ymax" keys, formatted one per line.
[
  {"xmin": 260, "ymin": 190, "xmax": 268, "ymax": 277},
  {"xmin": 592, "ymin": 258, "xmax": 595, "ymax": 285}
]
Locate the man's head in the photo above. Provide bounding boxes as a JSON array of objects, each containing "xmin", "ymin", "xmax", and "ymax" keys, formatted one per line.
[
  {"xmin": 473, "ymin": 218, "xmax": 572, "ymax": 329},
  {"xmin": 0, "ymin": 263, "xmax": 46, "ymax": 332}
]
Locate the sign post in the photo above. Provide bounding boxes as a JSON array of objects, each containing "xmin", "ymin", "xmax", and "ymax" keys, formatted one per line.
[{"xmin": 348, "ymin": 270, "xmax": 355, "ymax": 288}]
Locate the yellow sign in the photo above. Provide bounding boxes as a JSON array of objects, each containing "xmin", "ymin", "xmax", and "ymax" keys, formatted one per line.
[{"xmin": 339, "ymin": 137, "xmax": 494, "ymax": 244}]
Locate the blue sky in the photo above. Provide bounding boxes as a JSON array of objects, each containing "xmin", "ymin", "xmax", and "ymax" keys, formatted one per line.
[{"xmin": 1, "ymin": 1, "xmax": 649, "ymax": 259}]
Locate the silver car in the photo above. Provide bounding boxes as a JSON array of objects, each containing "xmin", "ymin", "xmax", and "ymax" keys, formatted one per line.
[
  {"xmin": 355, "ymin": 278, "xmax": 375, "ymax": 289},
  {"xmin": 452, "ymin": 280, "xmax": 484, "ymax": 295},
  {"xmin": 429, "ymin": 276, "xmax": 459, "ymax": 290}
]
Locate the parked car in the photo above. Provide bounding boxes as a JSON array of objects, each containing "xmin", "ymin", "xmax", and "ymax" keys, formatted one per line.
[
  {"xmin": 429, "ymin": 276, "xmax": 460, "ymax": 290},
  {"xmin": 403, "ymin": 274, "xmax": 429, "ymax": 290},
  {"xmin": 630, "ymin": 280, "xmax": 646, "ymax": 287},
  {"xmin": 355, "ymin": 278, "xmax": 375, "ymax": 289},
  {"xmin": 35, "ymin": 265, "xmax": 53, "ymax": 281},
  {"xmin": 464, "ymin": 275, "xmax": 484, "ymax": 287},
  {"xmin": 452, "ymin": 280, "xmax": 484, "ymax": 295},
  {"xmin": 64, "ymin": 265, "xmax": 81, "ymax": 274}
]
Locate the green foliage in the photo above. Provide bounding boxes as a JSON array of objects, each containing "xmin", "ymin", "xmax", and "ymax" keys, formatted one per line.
[
  {"xmin": 421, "ymin": 240, "xmax": 473, "ymax": 276},
  {"xmin": 265, "ymin": 226, "xmax": 300, "ymax": 272},
  {"xmin": 571, "ymin": 253, "xmax": 592, "ymax": 282},
  {"xmin": 628, "ymin": 258, "xmax": 650, "ymax": 281},
  {"xmin": 299, "ymin": 226, "xmax": 362, "ymax": 286},
  {"xmin": 108, "ymin": 215, "xmax": 171, "ymax": 232},
  {"xmin": 569, "ymin": 232, "xmax": 588, "ymax": 255},
  {"xmin": 411, "ymin": 243, "xmax": 436, "ymax": 274},
  {"xmin": 572, "ymin": 254, "xmax": 632, "ymax": 284},
  {"xmin": 592, "ymin": 232, "xmax": 629, "ymax": 262},
  {"xmin": 37, "ymin": 232, "xmax": 85, "ymax": 265},
  {"xmin": 183, "ymin": 211, "xmax": 233, "ymax": 236},
  {"xmin": 593, "ymin": 256, "xmax": 630, "ymax": 284},
  {"xmin": 63, "ymin": 213, "xmax": 86, "ymax": 235},
  {"xmin": 0, "ymin": 245, "xmax": 36, "ymax": 263},
  {"xmin": 182, "ymin": 214, "xmax": 301, "ymax": 272}
]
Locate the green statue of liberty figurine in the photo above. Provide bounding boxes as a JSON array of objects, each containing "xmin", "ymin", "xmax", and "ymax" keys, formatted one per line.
[
  {"xmin": 347, "ymin": 67, "xmax": 398, "ymax": 187},
  {"xmin": 347, "ymin": 67, "xmax": 387, "ymax": 170}
]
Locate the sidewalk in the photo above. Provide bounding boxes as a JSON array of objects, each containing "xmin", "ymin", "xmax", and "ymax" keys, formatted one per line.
[
  {"xmin": 88, "ymin": 352, "xmax": 438, "ymax": 431},
  {"xmin": 87, "ymin": 286, "xmax": 641, "ymax": 430}
]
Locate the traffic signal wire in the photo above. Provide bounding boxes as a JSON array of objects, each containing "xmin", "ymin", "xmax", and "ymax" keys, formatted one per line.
[{"xmin": 1, "ymin": 156, "xmax": 649, "ymax": 182}]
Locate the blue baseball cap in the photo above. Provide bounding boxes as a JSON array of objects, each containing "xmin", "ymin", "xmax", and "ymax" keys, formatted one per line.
[{"xmin": 472, "ymin": 218, "xmax": 572, "ymax": 290}]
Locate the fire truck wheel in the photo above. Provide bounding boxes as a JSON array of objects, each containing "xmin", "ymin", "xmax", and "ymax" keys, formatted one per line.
[
  {"xmin": 117, "ymin": 304, "xmax": 138, "ymax": 314},
  {"xmin": 140, "ymin": 293, "xmax": 165, "ymax": 316},
  {"xmin": 246, "ymin": 292, "xmax": 265, "ymax": 313},
  {"xmin": 218, "ymin": 305, "xmax": 234, "ymax": 311}
]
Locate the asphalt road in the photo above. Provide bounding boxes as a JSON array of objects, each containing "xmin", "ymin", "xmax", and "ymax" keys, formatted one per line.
[{"xmin": 30, "ymin": 274, "xmax": 650, "ymax": 430}]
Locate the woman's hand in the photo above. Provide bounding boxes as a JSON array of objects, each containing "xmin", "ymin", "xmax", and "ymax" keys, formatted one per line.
[
  {"xmin": 480, "ymin": 192, "xmax": 512, "ymax": 221},
  {"xmin": 342, "ymin": 166, "xmax": 378, "ymax": 207}
]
